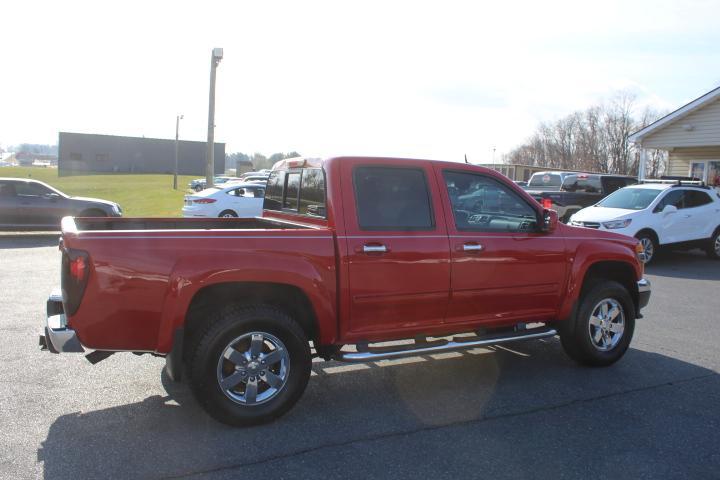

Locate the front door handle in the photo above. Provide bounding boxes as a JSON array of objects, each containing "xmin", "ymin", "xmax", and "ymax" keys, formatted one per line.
[
  {"xmin": 363, "ymin": 244, "xmax": 387, "ymax": 253},
  {"xmin": 462, "ymin": 243, "xmax": 484, "ymax": 252}
]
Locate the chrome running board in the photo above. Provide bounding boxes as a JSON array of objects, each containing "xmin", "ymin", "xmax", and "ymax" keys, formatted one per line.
[{"xmin": 334, "ymin": 327, "xmax": 557, "ymax": 363}]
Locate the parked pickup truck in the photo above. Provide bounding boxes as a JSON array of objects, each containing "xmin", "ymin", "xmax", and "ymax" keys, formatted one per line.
[
  {"xmin": 527, "ymin": 173, "xmax": 637, "ymax": 222},
  {"xmin": 40, "ymin": 157, "xmax": 651, "ymax": 426}
]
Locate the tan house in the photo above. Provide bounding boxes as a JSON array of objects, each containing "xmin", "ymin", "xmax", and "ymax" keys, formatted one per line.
[{"xmin": 629, "ymin": 86, "xmax": 720, "ymax": 190}]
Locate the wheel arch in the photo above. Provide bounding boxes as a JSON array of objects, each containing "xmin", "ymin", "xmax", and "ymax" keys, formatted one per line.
[
  {"xmin": 182, "ymin": 282, "xmax": 320, "ymax": 361},
  {"xmin": 635, "ymin": 227, "xmax": 659, "ymax": 245}
]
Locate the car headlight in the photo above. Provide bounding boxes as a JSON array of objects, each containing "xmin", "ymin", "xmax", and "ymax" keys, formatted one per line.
[
  {"xmin": 602, "ymin": 219, "xmax": 631, "ymax": 229},
  {"xmin": 112, "ymin": 204, "xmax": 122, "ymax": 215}
]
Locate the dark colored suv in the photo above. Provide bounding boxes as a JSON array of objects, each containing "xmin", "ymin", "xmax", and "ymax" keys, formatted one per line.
[{"xmin": 0, "ymin": 178, "xmax": 122, "ymax": 229}]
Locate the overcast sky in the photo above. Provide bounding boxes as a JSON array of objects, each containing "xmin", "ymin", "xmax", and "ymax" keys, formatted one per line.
[{"xmin": 1, "ymin": 0, "xmax": 719, "ymax": 161}]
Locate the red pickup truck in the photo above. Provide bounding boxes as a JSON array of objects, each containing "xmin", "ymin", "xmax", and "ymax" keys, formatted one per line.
[{"xmin": 40, "ymin": 156, "xmax": 651, "ymax": 426}]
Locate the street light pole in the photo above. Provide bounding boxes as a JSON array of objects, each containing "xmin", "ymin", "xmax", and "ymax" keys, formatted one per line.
[
  {"xmin": 205, "ymin": 48, "xmax": 223, "ymax": 189},
  {"xmin": 173, "ymin": 114, "xmax": 183, "ymax": 190}
]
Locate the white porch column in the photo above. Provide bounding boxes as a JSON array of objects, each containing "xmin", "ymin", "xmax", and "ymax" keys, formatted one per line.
[{"xmin": 638, "ymin": 146, "xmax": 647, "ymax": 181}]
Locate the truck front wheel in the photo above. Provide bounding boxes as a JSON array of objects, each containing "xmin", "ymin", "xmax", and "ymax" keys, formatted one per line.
[
  {"xmin": 188, "ymin": 305, "xmax": 311, "ymax": 426},
  {"xmin": 559, "ymin": 281, "xmax": 635, "ymax": 367}
]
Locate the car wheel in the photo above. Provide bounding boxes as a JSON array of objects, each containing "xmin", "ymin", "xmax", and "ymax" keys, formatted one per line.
[
  {"xmin": 219, "ymin": 210, "xmax": 238, "ymax": 218},
  {"xmin": 635, "ymin": 232, "xmax": 657, "ymax": 264},
  {"xmin": 188, "ymin": 305, "xmax": 312, "ymax": 426},
  {"xmin": 559, "ymin": 280, "xmax": 635, "ymax": 367},
  {"xmin": 707, "ymin": 228, "xmax": 720, "ymax": 260}
]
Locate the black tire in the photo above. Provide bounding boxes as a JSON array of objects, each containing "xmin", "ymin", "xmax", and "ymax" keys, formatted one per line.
[
  {"xmin": 706, "ymin": 228, "xmax": 720, "ymax": 260},
  {"xmin": 635, "ymin": 231, "xmax": 657, "ymax": 264},
  {"xmin": 188, "ymin": 304, "xmax": 311, "ymax": 427},
  {"xmin": 559, "ymin": 281, "xmax": 635, "ymax": 367},
  {"xmin": 218, "ymin": 210, "xmax": 238, "ymax": 218}
]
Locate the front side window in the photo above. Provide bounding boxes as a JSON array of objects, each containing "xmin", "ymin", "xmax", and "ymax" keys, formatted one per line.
[
  {"xmin": 443, "ymin": 171, "xmax": 538, "ymax": 232},
  {"xmin": 15, "ymin": 182, "xmax": 52, "ymax": 197},
  {"xmin": 654, "ymin": 190, "xmax": 686, "ymax": 211},
  {"xmin": 353, "ymin": 166, "xmax": 434, "ymax": 230}
]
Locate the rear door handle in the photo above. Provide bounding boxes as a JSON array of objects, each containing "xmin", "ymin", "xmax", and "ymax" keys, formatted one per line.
[
  {"xmin": 362, "ymin": 244, "xmax": 387, "ymax": 253},
  {"xmin": 462, "ymin": 243, "xmax": 484, "ymax": 252}
]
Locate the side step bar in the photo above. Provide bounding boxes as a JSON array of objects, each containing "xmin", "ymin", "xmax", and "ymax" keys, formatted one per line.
[{"xmin": 334, "ymin": 327, "xmax": 557, "ymax": 363}]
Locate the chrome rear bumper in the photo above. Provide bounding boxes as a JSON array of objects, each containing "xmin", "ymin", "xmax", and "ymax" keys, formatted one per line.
[
  {"xmin": 637, "ymin": 278, "xmax": 651, "ymax": 310},
  {"xmin": 39, "ymin": 290, "xmax": 84, "ymax": 353}
]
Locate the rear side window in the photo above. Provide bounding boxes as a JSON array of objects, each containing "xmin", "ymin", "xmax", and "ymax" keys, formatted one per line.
[
  {"xmin": 353, "ymin": 166, "xmax": 434, "ymax": 230},
  {"xmin": 686, "ymin": 190, "xmax": 713, "ymax": 208},
  {"xmin": 562, "ymin": 175, "xmax": 601, "ymax": 193}
]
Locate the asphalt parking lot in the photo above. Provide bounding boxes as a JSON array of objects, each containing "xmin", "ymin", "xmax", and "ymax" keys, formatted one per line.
[{"xmin": 1, "ymin": 236, "xmax": 719, "ymax": 479}]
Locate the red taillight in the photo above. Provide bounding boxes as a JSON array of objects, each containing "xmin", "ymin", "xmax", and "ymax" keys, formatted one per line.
[
  {"xmin": 542, "ymin": 198, "xmax": 553, "ymax": 209},
  {"xmin": 194, "ymin": 198, "xmax": 217, "ymax": 204},
  {"xmin": 70, "ymin": 256, "xmax": 86, "ymax": 281}
]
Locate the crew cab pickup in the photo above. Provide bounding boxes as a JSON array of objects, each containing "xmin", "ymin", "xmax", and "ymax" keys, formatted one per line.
[
  {"xmin": 527, "ymin": 173, "xmax": 637, "ymax": 222},
  {"xmin": 40, "ymin": 157, "xmax": 651, "ymax": 426}
]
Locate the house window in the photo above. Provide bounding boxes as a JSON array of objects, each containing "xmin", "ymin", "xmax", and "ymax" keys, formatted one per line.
[{"xmin": 689, "ymin": 160, "xmax": 720, "ymax": 190}]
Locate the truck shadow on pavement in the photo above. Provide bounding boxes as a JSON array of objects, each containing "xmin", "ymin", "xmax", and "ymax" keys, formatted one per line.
[{"xmin": 38, "ymin": 340, "xmax": 719, "ymax": 479}]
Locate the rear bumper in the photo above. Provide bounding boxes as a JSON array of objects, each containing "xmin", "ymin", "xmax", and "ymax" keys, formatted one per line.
[
  {"xmin": 637, "ymin": 278, "xmax": 651, "ymax": 311},
  {"xmin": 39, "ymin": 290, "xmax": 84, "ymax": 354}
]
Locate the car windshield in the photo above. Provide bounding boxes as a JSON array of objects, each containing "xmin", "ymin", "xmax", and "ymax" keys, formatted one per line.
[
  {"xmin": 596, "ymin": 187, "xmax": 662, "ymax": 210},
  {"xmin": 528, "ymin": 173, "xmax": 561, "ymax": 188}
]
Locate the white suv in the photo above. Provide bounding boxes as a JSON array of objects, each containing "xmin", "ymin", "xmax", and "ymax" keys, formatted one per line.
[{"xmin": 569, "ymin": 183, "xmax": 720, "ymax": 263}]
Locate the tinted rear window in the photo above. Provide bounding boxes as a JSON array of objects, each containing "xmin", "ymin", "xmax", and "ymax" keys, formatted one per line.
[
  {"xmin": 263, "ymin": 168, "xmax": 326, "ymax": 217},
  {"xmin": 529, "ymin": 173, "xmax": 561, "ymax": 187},
  {"xmin": 353, "ymin": 166, "xmax": 434, "ymax": 230}
]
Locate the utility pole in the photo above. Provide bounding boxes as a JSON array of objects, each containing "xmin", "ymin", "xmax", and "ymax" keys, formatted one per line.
[
  {"xmin": 205, "ymin": 48, "xmax": 223, "ymax": 188},
  {"xmin": 173, "ymin": 114, "xmax": 183, "ymax": 190}
]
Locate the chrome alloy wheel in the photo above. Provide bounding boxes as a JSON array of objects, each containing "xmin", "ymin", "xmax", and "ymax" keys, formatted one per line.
[
  {"xmin": 587, "ymin": 298, "xmax": 625, "ymax": 351},
  {"xmin": 638, "ymin": 237, "xmax": 654, "ymax": 263},
  {"xmin": 715, "ymin": 235, "xmax": 720, "ymax": 256},
  {"xmin": 216, "ymin": 332, "xmax": 290, "ymax": 405}
]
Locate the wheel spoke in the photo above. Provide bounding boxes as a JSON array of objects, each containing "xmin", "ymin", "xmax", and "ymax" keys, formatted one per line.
[
  {"xmin": 245, "ymin": 378, "xmax": 258, "ymax": 403},
  {"xmin": 593, "ymin": 328, "xmax": 603, "ymax": 344},
  {"xmin": 250, "ymin": 334, "xmax": 264, "ymax": 358},
  {"xmin": 263, "ymin": 370, "xmax": 283, "ymax": 389},
  {"xmin": 220, "ymin": 371, "xmax": 245, "ymax": 390},
  {"xmin": 589, "ymin": 316, "xmax": 602, "ymax": 327},
  {"xmin": 607, "ymin": 306, "xmax": 621, "ymax": 321},
  {"xmin": 223, "ymin": 347, "xmax": 247, "ymax": 366},
  {"xmin": 609, "ymin": 322, "xmax": 624, "ymax": 334},
  {"xmin": 602, "ymin": 332, "xmax": 612, "ymax": 348},
  {"xmin": 600, "ymin": 302, "xmax": 609, "ymax": 317},
  {"xmin": 262, "ymin": 348, "xmax": 285, "ymax": 366}
]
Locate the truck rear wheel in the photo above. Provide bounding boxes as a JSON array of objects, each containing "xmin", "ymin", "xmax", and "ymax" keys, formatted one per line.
[
  {"xmin": 559, "ymin": 281, "xmax": 635, "ymax": 367},
  {"xmin": 187, "ymin": 305, "xmax": 311, "ymax": 426}
]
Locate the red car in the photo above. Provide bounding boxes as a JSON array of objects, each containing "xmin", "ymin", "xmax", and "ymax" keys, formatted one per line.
[{"xmin": 40, "ymin": 156, "xmax": 650, "ymax": 426}]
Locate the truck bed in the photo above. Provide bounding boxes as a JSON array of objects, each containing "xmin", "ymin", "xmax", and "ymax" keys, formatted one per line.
[{"xmin": 67, "ymin": 216, "xmax": 313, "ymax": 232}]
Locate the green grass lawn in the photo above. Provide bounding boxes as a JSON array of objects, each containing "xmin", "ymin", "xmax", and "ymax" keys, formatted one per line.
[{"xmin": 1, "ymin": 167, "xmax": 198, "ymax": 217}]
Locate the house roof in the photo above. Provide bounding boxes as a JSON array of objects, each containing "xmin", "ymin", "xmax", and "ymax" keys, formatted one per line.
[{"xmin": 628, "ymin": 85, "xmax": 720, "ymax": 144}]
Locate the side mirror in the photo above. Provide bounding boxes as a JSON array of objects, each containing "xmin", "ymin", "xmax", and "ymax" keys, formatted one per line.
[
  {"xmin": 662, "ymin": 204, "xmax": 677, "ymax": 214},
  {"xmin": 541, "ymin": 208, "xmax": 558, "ymax": 233}
]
